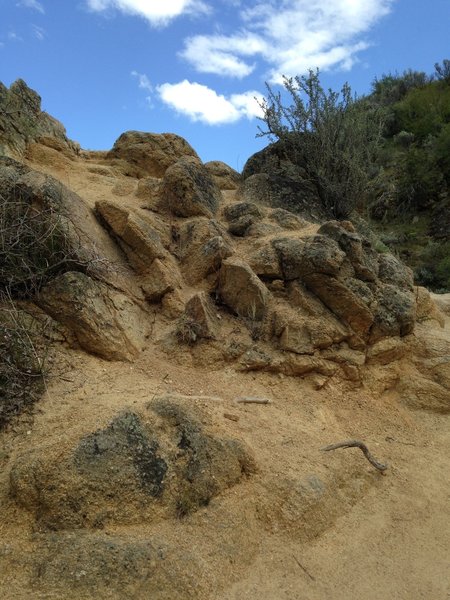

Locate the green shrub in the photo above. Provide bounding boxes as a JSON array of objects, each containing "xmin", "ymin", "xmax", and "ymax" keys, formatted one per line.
[{"xmin": 257, "ymin": 69, "xmax": 385, "ymax": 218}]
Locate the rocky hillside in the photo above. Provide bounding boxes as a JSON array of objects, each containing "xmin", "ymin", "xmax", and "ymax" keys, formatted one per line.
[{"xmin": 0, "ymin": 80, "xmax": 449, "ymax": 600}]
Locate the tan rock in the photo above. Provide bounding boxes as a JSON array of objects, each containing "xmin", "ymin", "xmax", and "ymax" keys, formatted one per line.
[
  {"xmin": 96, "ymin": 200, "xmax": 166, "ymax": 272},
  {"xmin": 177, "ymin": 292, "xmax": 219, "ymax": 342},
  {"xmin": 161, "ymin": 156, "xmax": 222, "ymax": 218},
  {"xmin": 38, "ymin": 272, "xmax": 147, "ymax": 360},
  {"xmin": 416, "ymin": 287, "xmax": 446, "ymax": 325},
  {"xmin": 177, "ymin": 218, "xmax": 234, "ymax": 285},
  {"xmin": 219, "ymin": 258, "xmax": 270, "ymax": 320},
  {"xmin": 204, "ymin": 161, "xmax": 241, "ymax": 190},
  {"xmin": 366, "ymin": 337, "xmax": 408, "ymax": 365},
  {"xmin": 141, "ymin": 258, "xmax": 182, "ymax": 303},
  {"xmin": 107, "ymin": 131, "xmax": 199, "ymax": 178}
]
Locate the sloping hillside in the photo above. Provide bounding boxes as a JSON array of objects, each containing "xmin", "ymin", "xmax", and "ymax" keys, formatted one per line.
[{"xmin": 0, "ymin": 80, "xmax": 449, "ymax": 600}]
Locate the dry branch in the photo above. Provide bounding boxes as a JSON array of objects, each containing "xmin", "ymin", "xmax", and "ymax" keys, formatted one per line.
[
  {"xmin": 235, "ymin": 396, "xmax": 272, "ymax": 405},
  {"xmin": 321, "ymin": 439, "xmax": 388, "ymax": 472}
]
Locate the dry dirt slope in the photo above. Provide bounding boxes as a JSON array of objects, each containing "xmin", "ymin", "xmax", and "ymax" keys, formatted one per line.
[{"xmin": 0, "ymin": 136, "xmax": 449, "ymax": 600}]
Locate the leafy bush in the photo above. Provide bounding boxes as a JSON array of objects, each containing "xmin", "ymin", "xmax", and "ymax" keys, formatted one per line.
[{"xmin": 257, "ymin": 69, "xmax": 385, "ymax": 218}]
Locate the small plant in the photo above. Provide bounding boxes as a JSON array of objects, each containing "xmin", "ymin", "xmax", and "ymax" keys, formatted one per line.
[{"xmin": 175, "ymin": 315, "xmax": 203, "ymax": 345}]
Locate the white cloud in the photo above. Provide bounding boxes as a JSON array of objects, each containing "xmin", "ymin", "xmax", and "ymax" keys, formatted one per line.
[
  {"xmin": 86, "ymin": 0, "xmax": 210, "ymax": 26},
  {"xmin": 131, "ymin": 70, "xmax": 152, "ymax": 91},
  {"xmin": 16, "ymin": 0, "xmax": 45, "ymax": 13},
  {"xmin": 157, "ymin": 80, "xmax": 264, "ymax": 125},
  {"xmin": 181, "ymin": 33, "xmax": 266, "ymax": 78},
  {"xmin": 7, "ymin": 31, "xmax": 23, "ymax": 42},
  {"xmin": 182, "ymin": 0, "xmax": 394, "ymax": 80},
  {"xmin": 32, "ymin": 24, "xmax": 45, "ymax": 41}
]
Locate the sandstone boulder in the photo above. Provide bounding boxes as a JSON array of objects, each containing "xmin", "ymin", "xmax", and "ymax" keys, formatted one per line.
[
  {"xmin": 204, "ymin": 160, "xmax": 241, "ymax": 190},
  {"xmin": 161, "ymin": 157, "xmax": 222, "ymax": 218},
  {"xmin": 37, "ymin": 272, "xmax": 147, "ymax": 360},
  {"xmin": 218, "ymin": 258, "xmax": 270, "ymax": 320},
  {"xmin": 107, "ymin": 131, "xmax": 199, "ymax": 178}
]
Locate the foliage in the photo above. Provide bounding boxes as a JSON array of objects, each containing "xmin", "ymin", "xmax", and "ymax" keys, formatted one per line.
[
  {"xmin": 415, "ymin": 241, "xmax": 450, "ymax": 292},
  {"xmin": 257, "ymin": 69, "xmax": 386, "ymax": 218}
]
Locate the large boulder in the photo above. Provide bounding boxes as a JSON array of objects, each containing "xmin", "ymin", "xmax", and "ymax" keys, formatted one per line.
[
  {"xmin": 107, "ymin": 131, "xmax": 199, "ymax": 178},
  {"xmin": 37, "ymin": 272, "xmax": 148, "ymax": 360},
  {"xmin": 10, "ymin": 400, "xmax": 256, "ymax": 529},
  {"xmin": 161, "ymin": 157, "xmax": 222, "ymax": 218},
  {"xmin": 0, "ymin": 79, "xmax": 78, "ymax": 158}
]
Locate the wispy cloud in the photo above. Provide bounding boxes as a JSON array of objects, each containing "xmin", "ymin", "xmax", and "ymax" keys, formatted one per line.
[
  {"xmin": 32, "ymin": 24, "xmax": 45, "ymax": 40},
  {"xmin": 7, "ymin": 31, "xmax": 24, "ymax": 42},
  {"xmin": 86, "ymin": 0, "xmax": 210, "ymax": 27},
  {"xmin": 157, "ymin": 80, "xmax": 264, "ymax": 125},
  {"xmin": 131, "ymin": 70, "xmax": 152, "ymax": 91},
  {"xmin": 16, "ymin": 0, "xmax": 45, "ymax": 14},
  {"xmin": 182, "ymin": 0, "xmax": 394, "ymax": 81}
]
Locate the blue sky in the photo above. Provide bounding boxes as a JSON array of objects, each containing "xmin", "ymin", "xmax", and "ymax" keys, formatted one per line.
[{"xmin": 1, "ymin": 0, "xmax": 449, "ymax": 170}]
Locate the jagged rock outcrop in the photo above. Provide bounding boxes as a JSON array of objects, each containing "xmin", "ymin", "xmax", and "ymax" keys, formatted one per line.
[
  {"xmin": 37, "ymin": 272, "xmax": 148, "ymax": 360},
  {"xmin": 0, "ymin": 79, "xmax": 78, "ymax": 158},
  {"xmin": 161, "ymin": 156, "xmax": 222, "ymax": 218},
  {"xmin": 107, "ymin": 131, "xmax": 200, "ymax": 178},
  {"xmin": 10, "ymin": 399, "xmax": 256, "ymax": 529}
]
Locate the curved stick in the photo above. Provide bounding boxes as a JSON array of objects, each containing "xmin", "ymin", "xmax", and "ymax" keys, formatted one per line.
[{"xmin": 321, "ymin": 440, "xmax": 388, "ymax": 472}]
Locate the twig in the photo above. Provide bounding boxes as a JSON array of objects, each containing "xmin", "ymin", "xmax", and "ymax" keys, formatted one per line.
[
  {"xmin": 292, "ymin": 556, "xmax": 315, "ymax": 581},
  {"xmin": 321, "ymin": 439, "xmax": 388, "ymax": 472},
  {"xmin": 235, "ymin": 396, "xmax": 271, "ymax": 405}
]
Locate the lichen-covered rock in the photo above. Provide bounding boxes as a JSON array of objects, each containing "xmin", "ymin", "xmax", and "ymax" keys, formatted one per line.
[
  {"xmin": 38, "ymin": 272, "xmax": 147, "ymax": 360},
  {"xmin": 107, "ymin": 131, "xmax": 199, "ymax": 178},
  {"xmin": 218, "ymin": 258, "xmax": 270, "ymax": 320},
  {"xmin": 270, "ymin": 208, "xmax": 307, "ymax": 230},
  {"xmin": 161, "ymin": 157, "xmax": 222, "ymax": 218},
  {"xmin": 248, "ymin": 245, "xmax": 283, "ymax": 279},
  {"xmin": 10, "ymin": 401, "xmax": 256, "ymax": 529},
  {"xmin": 205, "ymin": 161, "xmax": 241, "ymax": 190}
]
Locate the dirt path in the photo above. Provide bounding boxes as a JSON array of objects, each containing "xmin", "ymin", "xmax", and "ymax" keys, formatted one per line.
[{"xmin": 221, "ymin": 410, "xmax": 450, "ymax": 600}]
